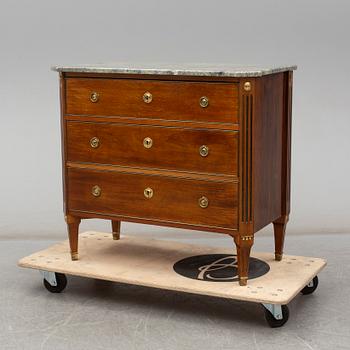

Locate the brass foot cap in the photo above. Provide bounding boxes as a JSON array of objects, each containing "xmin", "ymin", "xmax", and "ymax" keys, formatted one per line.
[
  {"xmin": 239, "ymin": 277, "xmax": 248, "ymax": 286},
  {"xmin": 71, "ymin": 252, "xmax": 79, "ymax": 261},
  {"xmin": 275, "ymin": 253, "xmax": 283, "ymax": 261},
  {"xmin": 112, "ymin": 233, "xmax": 120, "ymax": 240}
]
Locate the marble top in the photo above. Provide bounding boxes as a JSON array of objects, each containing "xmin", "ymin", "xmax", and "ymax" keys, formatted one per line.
[{"xmin": 51, "ymin": 63, "xmax": 297, "ymax": 77}]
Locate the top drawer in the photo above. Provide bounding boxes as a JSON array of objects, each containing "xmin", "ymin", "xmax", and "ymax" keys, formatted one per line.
[{"xmin": 65, "ymin": 78, "xmax": 239, "ymax": 124}]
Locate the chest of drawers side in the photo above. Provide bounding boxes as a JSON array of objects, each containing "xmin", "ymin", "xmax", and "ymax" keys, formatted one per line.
[
  {"xmin": 59, "ymin": 72, "xmax": 68, "ymax": 216},
  {"xmin": 251, "ymin": 72, "xmax": 293, "ymax": 233}
]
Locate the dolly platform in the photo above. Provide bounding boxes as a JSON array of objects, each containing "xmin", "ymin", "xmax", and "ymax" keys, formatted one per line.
[{"xmin": 18, "ymin": 232, "xmax": 326, "ymax": 327}]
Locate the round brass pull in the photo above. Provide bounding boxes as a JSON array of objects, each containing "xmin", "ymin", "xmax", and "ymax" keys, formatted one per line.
[
  {"xmin": 144, "ymin": 187, "xmax": 153, "ymax": 199},
  {"xmin": 90, "ymin": 91, "xmax": 99, "ymax": 103},
  {"xmin": 91, "ymin": 185, "xmax": 101, "ymax": 197},
  {"xmin": 143, "ymin": 92, "xmax": 153, "ymax": 104},
  {"xmin": 198, "ymin": 196, "xmax": 209, "ymax": 208},
  {"xmin": 199, "ymin": 145, "xmax": 209, "ymax": 157},
  {"xmin": 199, "ymin": 96, "xmax": 209, "ymax": 108},
  {"xmin": 90, "ymin": 137, "xmax": 100, "ymax": 148},
  {"xmin": 143, "ymin": 137, "xmax": 153, "ymax": 149}
]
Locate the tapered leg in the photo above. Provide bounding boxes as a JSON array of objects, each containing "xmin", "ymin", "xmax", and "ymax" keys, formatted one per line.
[
  {"xmin": 232, "ymin": 234, "xmax": 254, "ymax": 286},
  {"xmin": 65, "ymin": 215, "xmax": 81, "ymax": 260},
  {"xmin": 273, "ymin": 215, "xmax": 289, "ymax": 261},
  {"xmin": 111, "ymin": 220, "xmax": 121, "ymax": 240}
]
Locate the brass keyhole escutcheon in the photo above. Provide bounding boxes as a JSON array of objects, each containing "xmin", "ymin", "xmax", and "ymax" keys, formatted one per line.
[
  {"xmin": 198, "ymin": 196, "xmax": 209, "ymax": 208},
  {"xmin": 143, "ymin": 137, "xmax": 153, "ymax": 149},
  {"xmin": 144, "ymin": 187, "xmax": 154, "ymax": 199},
  {"xmin": 90, "ymin": 137, "xmax": 100, "ymax": 148},
  {"xmin": 90, "ymin": 91, "xmax": 99, "ymax": 103},
  {"xmin": 199, "ymin": 96, "xmax": 209, "ymax": 108},
  {"xmin": 143, "ymin": 92, "xmax": 153, "ymax": 103},
  {"xmin": 199, "ymin": 145, "xmax": 209, "ymax": 157},
  {"xmin": 91, "ymin": 185, "xmax": 101, "ymax": 197}
]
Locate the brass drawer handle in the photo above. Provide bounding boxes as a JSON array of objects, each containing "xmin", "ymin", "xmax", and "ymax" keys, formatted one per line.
[
  {"xmin": 199, "ymin": 96, "xmax": 209, "ymax": 108},
  {"xmin": 143, "ymin": 137, "xmax": 153, "ymax": 149},
  {"xmin": 90, "ymin": 137, "xmax": 100, "ymax": 148},
  {"xmin": 144, "ymin": 187, "xmax": 153, "ymax": 199},
  {"xmin": 91, "ymin": 185, "xmax": 101, "ymax": 197},
  {"xmin": 90, "ymin": 91, "xmax": 99, "ymax": 103},
  {"xmin": 199, "ymin": 145, "xmax": 209, "ymax": 157},
  {"xmin": 198, "ymin": 196, "xmax": 209, "ymax": 208},
  {"xmin": 143, "ymin": 92, "xmax": 153, "ymax": 104}
]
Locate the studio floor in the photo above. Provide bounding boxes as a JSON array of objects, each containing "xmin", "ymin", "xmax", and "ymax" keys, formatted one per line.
[{"xmin": 1, "ymin": 232, "xmax": 349, "ymax": 350}]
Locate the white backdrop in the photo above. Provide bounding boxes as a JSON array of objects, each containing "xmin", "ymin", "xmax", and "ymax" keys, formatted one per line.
[{"xmin": 1, "ymin": 0, "xmax": 349, "ymax": 239}]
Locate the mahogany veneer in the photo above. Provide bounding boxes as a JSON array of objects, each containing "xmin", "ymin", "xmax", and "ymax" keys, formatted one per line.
[
  {"xmin": 67, "ymin": 167, "xmax": 238, "ymax": 230},
  {"xmin": 66, "ymin": 121, "xmax": 238, "ymax": 175},
  {"xmin": 66, "ymin": 78, "xmax": 239, "ymax": 123}
]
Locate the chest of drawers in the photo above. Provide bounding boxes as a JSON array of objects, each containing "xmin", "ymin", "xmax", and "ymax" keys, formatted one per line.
[{"xmin": 53, "ymin": 63, "xmax": 296, "ymax": 286}]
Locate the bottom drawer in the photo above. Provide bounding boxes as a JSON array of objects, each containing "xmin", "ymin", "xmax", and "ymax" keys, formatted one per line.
[{"xmin": 67, "ymin": 168, "xmax": 238, "ymax": 230}]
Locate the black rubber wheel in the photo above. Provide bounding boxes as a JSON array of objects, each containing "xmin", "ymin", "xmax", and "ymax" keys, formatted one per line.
[
  {"xmin": 264, "ymin": 305, "xmax": 289, "ymax": 328},
  {"xmin": 301, "ymin": 276, "xmax": 319, "ymax": 295},
  {"xmin": 43, "ymin": 273, "xmax": 67, "ymax": 293}
]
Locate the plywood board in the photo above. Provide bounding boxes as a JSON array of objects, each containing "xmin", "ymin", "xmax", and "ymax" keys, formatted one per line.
[{"xmin": 18, "ymin": 232, "xmax": 326, "ymax": 304}]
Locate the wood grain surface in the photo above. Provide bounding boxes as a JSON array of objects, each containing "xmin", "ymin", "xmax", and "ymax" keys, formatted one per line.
[
  {"xmin": 65, "ymin": 78, "xmax": 239, "ymax": 124},
  {"xmin": 66, "ymin": 121, "xmax": 238, "ymax": 176},
  {"xmin": 67, "ymin": 167, "xmax": 238, "ymax": 229}
]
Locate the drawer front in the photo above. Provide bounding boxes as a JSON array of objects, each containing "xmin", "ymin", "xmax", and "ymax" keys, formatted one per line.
[
  {"xmin": 66, "ymin": 122, "xmax": 238, "ymax": 176},
  {"xmin": 67, "ymin": 168, "xmax": 238, "ymax": 229},
  {"xmin": 65, "ymin": 78, "xmax": 239, "ymax": 124}
]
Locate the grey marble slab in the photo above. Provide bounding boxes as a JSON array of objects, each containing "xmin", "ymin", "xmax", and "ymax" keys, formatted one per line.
[{"xmin": 51, "ymin": 62, "xmax": 297, "ymax": 77}]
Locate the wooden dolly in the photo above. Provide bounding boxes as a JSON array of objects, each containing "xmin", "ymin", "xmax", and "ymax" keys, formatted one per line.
[{"xmin": 18, "ymin": 232, "xmax": 326, "ymax": 327}]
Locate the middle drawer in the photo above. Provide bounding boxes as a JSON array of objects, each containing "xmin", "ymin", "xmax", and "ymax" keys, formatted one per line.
[{"xmin": 66, "ymin": 121, "xmax": 238, "ymax": 176}]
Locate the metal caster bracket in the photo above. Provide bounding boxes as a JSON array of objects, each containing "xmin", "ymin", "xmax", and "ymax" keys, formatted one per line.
[
  {"xmin": 40, "ymin": 270, "xmax": 57, "ymax": 286},
  {"xmin": 262, "ymin": 303, "xmax": 283, "ymax": 320},
  {"xmin": 306, "ymin": 279, "xmax": 315, "ymax": 288}
]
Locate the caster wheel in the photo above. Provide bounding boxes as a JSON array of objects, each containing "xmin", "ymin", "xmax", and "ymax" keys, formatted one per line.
[
  {"xmin": 301, "ymin": 276, "xmax": 319, "ymax": 295},
  {"xmin": 264, "ymin": 305, "xmax": 289, "ymax": 328},
  {"xmin": 43, "ymin": 273, "xmax": 67, "ymax": 293}
]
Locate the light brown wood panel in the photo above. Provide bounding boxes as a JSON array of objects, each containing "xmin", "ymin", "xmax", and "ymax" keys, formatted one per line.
[
  {"xmin": 65, "ymin": 78, "xmax": 239, "ymax": 124},
  {"xmin": 66, "ymin": 121, "xmax": 238, "ymax": 176},
  {"xmin": 18, "ymin": 233, "xmax": 326, "ymax": 305},
  {"xmin": 67, "ymin": 167, "xmax": 238, "ymax": 230}
]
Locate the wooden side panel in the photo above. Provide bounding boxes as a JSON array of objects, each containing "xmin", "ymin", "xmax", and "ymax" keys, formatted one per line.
[
  {"xmin": 65, "ymin": 78, "xmax": 239, "ymax": 124},
  {"xmin": 67, "ymin": 167, "xmax": 238, "ymax": 230},
  {"xmin": 66, "ymin": 121, "xmax": 238, "ymax": 176},
  {"xmin": 59, "ymin": 73, "xmax": 68, "ymax": 215},
  {"xmin": 253, "ymin": 73, "xmax": 284, "ymax": 232},
  {"xmin": 281, "ymin": 71, "xmax": 293, "ymax": 216}
]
